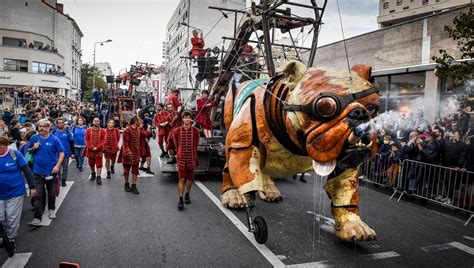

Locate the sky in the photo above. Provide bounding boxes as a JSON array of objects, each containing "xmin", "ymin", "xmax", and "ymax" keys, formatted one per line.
[{"xmin": 61, "ymin": 0, "xmax": 379, "ymax": 75}]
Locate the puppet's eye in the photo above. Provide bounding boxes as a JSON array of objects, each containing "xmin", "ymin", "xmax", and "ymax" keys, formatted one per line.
[{"xmin": 314, "ymin": 97, "xmax": 338, "ymax": 118}]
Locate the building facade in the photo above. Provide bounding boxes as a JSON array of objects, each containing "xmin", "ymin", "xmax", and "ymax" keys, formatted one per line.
[
  {"xmin": 305, "ymin": 5, "xmax": 471, "ymax": 123},
  {"xmin": 95, "ymin": 62, "xmax": 113, "ymax": 82},
  {"xmin": 378, "ymin": 0, "xmax": 470, "ymax": 27},
  {"xmin": 0, "ymin": 0, "xmax": 83, "ymax": 100},
  {"xmin": 164, "ymin": 0, "xmax": 246, "ymax": 94}
]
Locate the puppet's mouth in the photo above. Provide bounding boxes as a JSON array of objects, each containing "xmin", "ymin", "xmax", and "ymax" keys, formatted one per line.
[{"xmin": 311, "ymin": 131, "xmax": 373, "ymax": 176}]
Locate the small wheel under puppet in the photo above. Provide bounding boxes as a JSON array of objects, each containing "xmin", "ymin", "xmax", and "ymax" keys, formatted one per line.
[{"xmin": 253, "ymin": 216, "xmax": 268, "ymax": 244}]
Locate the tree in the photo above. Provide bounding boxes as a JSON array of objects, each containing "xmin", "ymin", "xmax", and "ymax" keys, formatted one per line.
[
  {"xmin": 432, "ymin": 4, "xmax": 473, "ymax": 92},
  {"xmin": 80, "ymin": 63, "xmax": 108, "ymax": 102}
]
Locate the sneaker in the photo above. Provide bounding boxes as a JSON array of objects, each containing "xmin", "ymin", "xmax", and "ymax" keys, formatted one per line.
[
  {"xmin": 124, "ymin": 182, "xmax": 131, "ymax": 192},
  {"xmin": 79, "ymin": 167, "xmax": 83, "ymax": 172},
  {"xmin": 90, "ymin": 172, "xmax": 96, "ymax": 181},
  {"xmin": 48, "ymin": 209, "xmax": 56, "ymax": 219},
  {"xmin": 111, "ymin": 166, "xmax": 115, "ymax": 174},
  {"xmin": 61, "ymin": 181, "xmax": 67, "ymax": 187},
  {"xmin": 167, "ymin": 158, "xmax": 177, "ymax": 164},
  {"xmin": 107, "ymin": 172, "xmax": 111, "ymax": 179},
  {"xmin": 96, "ymin": 176, "xmax": 102, "ymax": 185},
  {"xmin": 28, "ymin": 218, "xmax": 41, "ymax": 226},
  {"xmin": 146, "ymin": 168, "xmax": 155, "ymax": 175},
  {"xmin": 131, "ymin": 184, "xmax": 139, "ymax": 195},
  {"xmin": 184, "ymin": 193, "xmax": 191, "ymax": 204},
  {"xmin": 178, "ymin": 199, "xmax": 184, "ymax": 210},
  {"xmin": 10, "ymin": 241, "xmax": 16, "ymax": 253},
  {"xmin": 139, "ymin": 166, "xmax": 147, "ymax": 171}
]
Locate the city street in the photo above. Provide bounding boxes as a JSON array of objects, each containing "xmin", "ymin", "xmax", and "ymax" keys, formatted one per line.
[{"xmin": 1, "ymin": 141, "xmax": 473, "ymax": 267}]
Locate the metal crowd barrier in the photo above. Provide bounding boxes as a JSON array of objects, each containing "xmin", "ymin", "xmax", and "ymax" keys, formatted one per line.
[
  {"xmin": 359, "ymin": 155, "xmax": 473, "ymax": 226},
  {"xmin": 359, "ymin": 154, "xmax": 392, "ymax": 187}
]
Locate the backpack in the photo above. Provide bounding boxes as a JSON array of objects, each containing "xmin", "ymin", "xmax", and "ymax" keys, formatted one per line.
[{"xmin": 9, "ymin": 149, "xmax": 17, "ymax": 164}]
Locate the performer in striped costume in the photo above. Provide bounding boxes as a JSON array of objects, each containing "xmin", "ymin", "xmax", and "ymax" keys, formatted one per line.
[
  {"xmin": 169, "ymin": 111, "xmax": 200, "ymax": 210},
  {"xmin": 84, "ymin": 118, "xmax": 105, "ymax": 185},
  {"xmin": 104, "ymin": 119, "xmax": 120, "ymax": 179}
]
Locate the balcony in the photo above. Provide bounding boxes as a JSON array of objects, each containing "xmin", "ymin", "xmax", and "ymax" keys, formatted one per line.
[
  {"xmin": 0, "ymin": 45, "xmax": 65, "ymax": 69},
  {"xmin": 0, "ymin": 70, "xmax": 71, "ymax": 89}
]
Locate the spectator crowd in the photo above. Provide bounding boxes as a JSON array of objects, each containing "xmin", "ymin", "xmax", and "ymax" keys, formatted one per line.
[{"xmin": 367, "ymin": 103, "xmax": 473, "ymax": 207}]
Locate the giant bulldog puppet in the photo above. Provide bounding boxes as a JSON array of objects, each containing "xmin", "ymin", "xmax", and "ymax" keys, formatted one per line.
[{"xmin": 221, "ymin": 61, "xmax": 380, "ymax": 241}]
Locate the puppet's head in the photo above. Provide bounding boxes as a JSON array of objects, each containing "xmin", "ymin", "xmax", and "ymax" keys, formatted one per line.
[{"xmin": 282, "ymin": 61, "xmax": 380, "ymax": 175}]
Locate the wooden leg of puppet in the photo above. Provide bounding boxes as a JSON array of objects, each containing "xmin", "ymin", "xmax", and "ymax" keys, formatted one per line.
[
  {"xmin": 221, "ymin": 147, "xmax": 262, "ymax": 208},
  {"xmin": 324, "ymin": 168, "xmax": 377, "ymax": 241},
  {"xmin": 258, "ymin": 176, "xmax": 282, "ymax": 202}
]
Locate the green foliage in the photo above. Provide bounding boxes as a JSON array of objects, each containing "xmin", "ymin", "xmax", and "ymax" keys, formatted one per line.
[
  {"xmin": 80, "ymin": 63, "xmax": 108, "ymax": 102},
  {"xmin": 432, "ymin": 5, "xmax": 474, "ymax": 90}
]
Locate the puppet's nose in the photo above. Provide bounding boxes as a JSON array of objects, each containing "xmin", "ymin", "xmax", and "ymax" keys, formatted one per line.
[{"xmin": 348, "ymin": 108, "xmax": 369, "ymax": 121}]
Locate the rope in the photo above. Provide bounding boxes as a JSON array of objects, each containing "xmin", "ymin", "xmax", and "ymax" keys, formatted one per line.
[{"xmin": 336, "ymin": 0, "xmax": 352, "ymax": 80}]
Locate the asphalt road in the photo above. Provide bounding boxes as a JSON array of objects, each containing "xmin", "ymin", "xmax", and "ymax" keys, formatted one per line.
[{"xmin": 1, "ymin": 140, "xmax": 473, "ymax": 267}]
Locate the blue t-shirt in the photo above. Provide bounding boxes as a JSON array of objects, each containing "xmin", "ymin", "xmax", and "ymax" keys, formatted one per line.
[
  {"xmin": 72, "ymin": 125, "xmax": 87, "ymax": 147},
  {"xmin": 53, "ymin": 128, "xmax": 73, "ymax": 158},
  {"xmin": 0, "ymin": 149, "xmax": 28, "ymax": 199},
  {"xmin": 143, "ymin": 118, "xmax": 153, "ymax": 130},
  {"xmin": 28, "ymin": 134, "xmax": 65, "ymax": 175}
]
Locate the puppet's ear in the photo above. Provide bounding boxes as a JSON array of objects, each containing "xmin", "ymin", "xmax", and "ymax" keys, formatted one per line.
[
  {"xmin": 282, "ymin": 60, "xmax": 307, "ymax": 90},
  {"xmin": 351, "ymin": 64, "xmax": 372, "ymax": 81}
]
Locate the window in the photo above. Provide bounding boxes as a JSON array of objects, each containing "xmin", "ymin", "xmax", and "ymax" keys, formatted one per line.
[
  {"xmin": 32, "ymin": 61, "xmax": 55, "ymax": 74},
  {"xmin": 3, "ymin": 59, "xmax": 28, "ymax": 72},
  {"xmin": 389, "ymin": 9, "xmax": 395, "ymax": 13},
  {"xmin": 383, "ymin": 2, "xmax": 389, "ymax": 9},
  {"xmin": 422, "ymin": 0, "xmax": 429, "ymax": 5},
  {"xmin": 34, "ymin": 41, "xmax": 43, "ymax": 49},
  {"xmin": 2, "ymin": 37, "xmax": 26, "ymax": 47},
  {"xmin": 403, "ymin": 6, "xmax": 409, "ymax": 10},
  {"xmin": 396, "ymin": 0, "xmax": 402, "ymax": 5}
]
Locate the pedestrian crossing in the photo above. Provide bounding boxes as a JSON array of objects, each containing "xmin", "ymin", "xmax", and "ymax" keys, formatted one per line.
[
  {"xmin": 37, "ymin": 181, "xmax": 74, "ymax": 226},
  {"xmin": 86, "ymin": 168, "xmax": 155, "ymax": 180}
]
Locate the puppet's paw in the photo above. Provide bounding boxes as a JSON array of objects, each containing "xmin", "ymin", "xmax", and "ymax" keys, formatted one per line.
[
  {"xmin": 221, "ymin": 189, "xmax": 248, "ymax": 209},
  {"xmin": 258, "ymin": 184, "xmax": 282, "ymax": 202},
  {"xmin": 335, "ymin": 215, "xmax": 377, "ymax": 241}
]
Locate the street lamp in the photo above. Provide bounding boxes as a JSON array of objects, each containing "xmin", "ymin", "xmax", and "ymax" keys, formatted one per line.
[{"xmin": 92, "ymin": 39, "xmax": 112, "ymax": 93}]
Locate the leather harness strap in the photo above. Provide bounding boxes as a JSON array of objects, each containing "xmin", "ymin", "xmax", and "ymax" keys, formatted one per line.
[{"xmin": 263, "ymin": 75, "xmax": 308, "ymax": 156}]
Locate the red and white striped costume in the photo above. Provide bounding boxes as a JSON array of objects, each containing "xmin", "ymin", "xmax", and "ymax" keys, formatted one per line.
[
  {"xmin": 83, "ymin": 127, "xmax": 106, "ymax": 168},
  {"xmin": 118, "ymin": 126, "xmax": 141, "ymax": 165},
  {"xmin": 104, "ymin": 128, "xmax": 120, "ymax": 160},
  {"xmin": 169, "ymin": 126, "xmax": 200, "ymax": 170}
]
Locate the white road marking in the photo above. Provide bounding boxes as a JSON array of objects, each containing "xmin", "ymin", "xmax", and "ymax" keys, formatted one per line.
[
  {"xmin": 421, "ymin": 242, "xmax": 474, "ymax": 255},
  {"xmin": 1, "ymin": 253, "xmax": 32, "ymax": 268},
  {"xmin": 463, "ymin": 235, "xmax": 474, "ymax": 241},
  {"xmin": 39, "ymin": 181, "xmax": 74, "ymax": 226},
  {"xmin": 286, "ymin": 260, "xmax": 332, "ymax": 268},
  {"xmin": 420, "ymin": 243, "xmax": 453, "ymax": 252},
  {"xmin": 449, "ymin": 242, "xmax": 474, "ymax": 255},
  {"xmin": 138, "ymin": 170, "xmax": 155, "ymax": 178},
  {"xmin": 361, "ymin": 251, "xmax": 401, "ymax": 260},
  {"xmin": 87, "ymin": 168, "xmax": 155, "ymax": 179},
  {"xmin": 306, "ymin": 211, "xmax": 334, "ymax": 234},
  {"xmin": 194, "ymin": 181, "xmax": 285, "ymax": 268}
]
